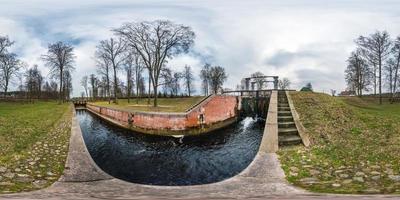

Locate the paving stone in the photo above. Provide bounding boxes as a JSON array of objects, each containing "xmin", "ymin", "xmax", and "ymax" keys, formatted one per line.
[
  {"xmin": 16, "ymin": 176, "xmax": 33, "ymax": 183},
  {"xmin": 0, "ymin": 181, "xmax": 14, "ymax": 186},
  {"xmin": 334, "ymin": 170, "xmax": 345, "ymax": 174},
  {"xmin": 290, "ymin": 166, "xmax": 299, "ymax": 172},
  {"xmin": 332, "ymin": 183, "xmax": 341, "ymax": 187},
  {"xmin": 339, "ymin": 174, "xmax": 349, "ymax": 179},
  {"xmin": 355, "ymin": 172, "xmax": 365, "ymax": 177},
  {"xmin": 371, "ymin": 165, "xmax": 381, "ymax": 170},
  {"xmin": 4, "ymin": 172, "xmax": 15, "ymax": 179},
  {"xmin": 32, "ymin": 180, "xmax": 48, "ymax": 188},
  {"xmin": 371, "ymin": 176, "xmax": 381, "ymax": 181},
  {"xmin": 289, "ymin": 172, "xmax": 298, "ymax": 177},
  {"xmin": 47, "ymin": 172, "xmax": 55, "ymax": 176},
  {"xmin": 0, "ymin": 166, "xmax": 7, "ymax": 173},
  {"xmin": 299, "ymin": 177, "xmax": 319, "ymax": 184},
  {"xmin": 342, "ymin": 179, "xmax": 352, "ymax": 184},
  {"xmin": 353, "ymin": 177, "xmax": 364, "ymax": 183},
  {"xmin": 370, "ymin": 171, "xmax": 381, "ymax": 176},
  {"xmin": 309, "ymin": 169, "xmax": 321, "ymax": 176},
  {"xmin": 385, "ymin": 168, "xmax": 394, "ymax": 175},
  {"xmin": 388, "ymin": 175, "xmax": 400, "ymax": 182}
]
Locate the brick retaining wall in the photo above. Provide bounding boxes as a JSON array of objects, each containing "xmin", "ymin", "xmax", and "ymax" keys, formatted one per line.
[{"xmin": 85, "ymin": 95, "xmax": 238, "ymax": 135}]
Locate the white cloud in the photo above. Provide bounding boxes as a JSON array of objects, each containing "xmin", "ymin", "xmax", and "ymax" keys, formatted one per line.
[{"xmin": 0, "ymin": 0, "xmax": 400, "ymax": 96}]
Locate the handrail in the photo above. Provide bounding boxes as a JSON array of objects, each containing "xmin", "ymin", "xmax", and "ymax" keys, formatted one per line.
[{"xmin": 184, "ymin": 94, "xmax": 214, "ymax": 113}]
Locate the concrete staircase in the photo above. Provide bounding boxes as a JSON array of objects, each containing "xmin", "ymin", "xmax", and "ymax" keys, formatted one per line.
[{"xmin": 278, "ymin": 91, "xmax": 302, "ymax": 146}]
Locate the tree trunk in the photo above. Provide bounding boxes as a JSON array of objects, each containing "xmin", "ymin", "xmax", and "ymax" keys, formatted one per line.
[
  {"xmin": 113, "ymin": 66, "xmax": 118, "ymax": 104},
  {"xmin": 147, "ymin": 72, "xmax": 151, "ymax": 105},
  {"xmin": 4, "ymin": 83, "xmax": 8, "ymax": 97},
  {"xmin": 153, "ymin": 84, "xmax": 158, "ymax": 107},
  {"xmin": 379, "ymin": 58, "xmax": 382, "ymax": 105},
  {"xmin": 107, "ymin": 73, "xmax": 110, "ymax": 104},
  {"xmin": 393, "ymin": 53, "xmax": 400, "ymax": 98},
  {"xmin": 136, "ymin": 72, "xmax": 139, "ymax": 104},
  {"xmin": 59, "ymin": 70, "xmax": 63, "ymax": 104},
  {"xmin": 127, "ymin": 73, "xmax": 131, "ymax": 103},
  {"xmin": 374, "ymin": 64, "xmax": 377, "ymax": 95}
]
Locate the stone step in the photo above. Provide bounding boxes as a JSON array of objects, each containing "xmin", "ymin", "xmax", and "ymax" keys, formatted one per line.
[
  {"xmin": 278, "ymin": 116, "xmax": 293, "ymax": 122},
  {"xmin": 278, "ymin": 127, "xmax": 298, "ymax": 136},
  {"xmin": 278, "ymin": 121, "xmax": 296, "ymax": 128},
  {"xmin": 278, "ymin": 107, "xmax": 291, "ymax": 111},
  {"xmin": 278, "ymin": 111, "xmax": 292, "ymax": 116},
  {"xmin": 279, "ymin": 103, "xmax": 289, "ymax": 107},
  {"xmin": 279, "ymin": 135, "xmax": 303, "ymax": 146}
]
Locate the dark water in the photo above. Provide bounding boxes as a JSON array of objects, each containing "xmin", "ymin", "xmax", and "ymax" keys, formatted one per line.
[{"xmin": 76, "ymin": 109, "xmax": 264, "ymax": 186}]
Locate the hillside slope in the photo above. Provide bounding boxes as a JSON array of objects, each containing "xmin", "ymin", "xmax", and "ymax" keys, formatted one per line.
[{"xmin": 278, "ymin": 92, "xmax": 400, "ymax": 194}]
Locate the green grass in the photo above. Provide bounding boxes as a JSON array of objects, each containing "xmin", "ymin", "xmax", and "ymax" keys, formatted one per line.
[
  {"xmin": 278, "ymin": 92, "xmax": 400, "ymax": 194},
  {"xmin": 92, "ymin": 96, "xmax": 206, "ymax": 112},
  {"xmin": 0, "ymin": 101, "xmax": 71, "ymax": 193}
]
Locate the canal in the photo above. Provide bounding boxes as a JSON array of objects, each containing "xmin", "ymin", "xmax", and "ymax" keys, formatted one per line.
[{"xmin": 76, "ymin": 109, "xmax": 264, "ymax": 186}]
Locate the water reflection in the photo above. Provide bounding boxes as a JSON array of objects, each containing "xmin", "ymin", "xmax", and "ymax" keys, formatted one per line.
[{"xmin": 77, "ymin": 109, "xmax": 264, "ymax": 186}]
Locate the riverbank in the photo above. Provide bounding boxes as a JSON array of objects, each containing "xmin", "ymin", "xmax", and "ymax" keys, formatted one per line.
[
  {"xmin": 278, "ymin": 92, "xmax": 400, "ymax": 194},
  {"xmin": 0, "ymin": 101, "xmax": 72, "ymax": 193}
]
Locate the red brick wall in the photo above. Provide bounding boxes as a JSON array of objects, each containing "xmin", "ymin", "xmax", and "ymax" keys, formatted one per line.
[{"xmin": 86, "ymin": 95, "xmax": 238, "ymax": 131}]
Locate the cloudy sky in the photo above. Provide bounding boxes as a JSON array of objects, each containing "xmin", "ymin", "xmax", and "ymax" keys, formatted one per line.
[{"xmin": 1, "ymin": 0, "xmax": 400, "ymax": 96}]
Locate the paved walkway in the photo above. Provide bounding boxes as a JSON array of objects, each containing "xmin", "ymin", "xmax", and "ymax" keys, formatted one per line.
[{"xmin": 1, "ymin": 107, "xmax": 400, "ymax": 199}]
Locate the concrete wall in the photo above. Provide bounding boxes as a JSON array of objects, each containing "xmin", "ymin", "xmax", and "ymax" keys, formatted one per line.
[{"xmin": 86, "ymin": 95, "xmax": 238, "ymax": 135}]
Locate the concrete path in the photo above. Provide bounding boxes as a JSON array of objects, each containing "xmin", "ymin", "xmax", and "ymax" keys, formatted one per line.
[{"xmin": 1, "ymin": 99, "xmax": 400, "ymax": 199}]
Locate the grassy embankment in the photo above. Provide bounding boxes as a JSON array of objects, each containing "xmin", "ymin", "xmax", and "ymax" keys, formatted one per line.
[
  {"xmin": 279, "ymin": 92, "xmax": 400, "ymax": 194},
  {"xmin": 0, "ymin": 101, "xmax": 71, "ymax": 193},
  {"xmin": 92, "ymin": 96, "xmax": 205, "ymax": 112}
]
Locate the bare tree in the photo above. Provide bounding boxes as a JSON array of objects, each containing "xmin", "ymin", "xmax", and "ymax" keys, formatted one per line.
[
  {"xmin": 63, "ymin": 70, "xmax": 73, "ymax": 100},
  {"xmin": 209, "ymin": 66, "xmax": 227, "ymax": 94},
  {"xmin": 251, "ymin": 71, "xmax": 266, "ymax": 90},
  {"xmin": 96, "ymin": 38, "xmax": 126, "ymax": 104},
  {"xmin": 278, "ymin": 77, "xmax": 291, "ymax": 90},
  {"xmin": 182, "ymin": 65, "xmax": 194, "ymax": 96},
  {"xmin": 89, "ymin": 74, "xmax": 98, "ymax": 99},
  {"xmin": 356, "ymin": 31, "xmax": 392, "ymax": 104},
  {"xmin": 345, "ymin": 50, "xmax": 371, "ymax": 96},
  {"xmin": 0, "ymin": 36, "xmax": 21, "ymax": 97},
  {"xmin": 41, "ymin": 41, "xmax": 75, "ymax": 103},
  {"xmin": 124, "ymin": 53, "xmax": 135, "ymax": 103},
  {"xmin": 199, "ymin": 63, "xmax": 211, "ymax": 96},
  {"xmin": 96, "ymin": 54, "xmax": 112, "ymax": 103},
  {"xmin": 115, "ymin": 20, "xmax": 195, "ymax": 107},
  {"xmin": 25, "ymin": 65, "xmax": 43, "ymax": 100},
  {"xmin": 0, "ymin": 53, "xmax": 22, "ymax": 96},
  {"xmin": 330, "ymin": 89, "xmax": 337, "ymax": 97},
  {"xmin": 161, "ymin": 68, "xmax": 181, "ymax": 96},
  {"xmin": 80, "ymin": 75, "xmax": 88, "ymax": 98},
  {"xmin": 133, "ymin": 53, "xmax": 144, "ymax": 103},
  {"xmin": 0, "ymin": 36, "xmax": 13, "ymax": 56},
  {"xmin": 391, "ymin": 36, "xmax": 400, "ymax": 98}
]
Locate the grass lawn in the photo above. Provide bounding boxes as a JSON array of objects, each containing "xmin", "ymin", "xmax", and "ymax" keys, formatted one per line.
[
  {"xmin": 0, "ymin": 101, "xmax": 71, "ymax": 193},
  {"xmin": 92, "ymin": 96, "xmax": 206, "ymax": 112},
  {"xmin": 278, "ymin": 92, "xmax": 400, "ymax": 194}
]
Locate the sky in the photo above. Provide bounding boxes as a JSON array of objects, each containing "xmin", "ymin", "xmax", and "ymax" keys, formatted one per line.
[{"xmin": 1, "ymin": 0, "xmax": 400, "ymax": 97}]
